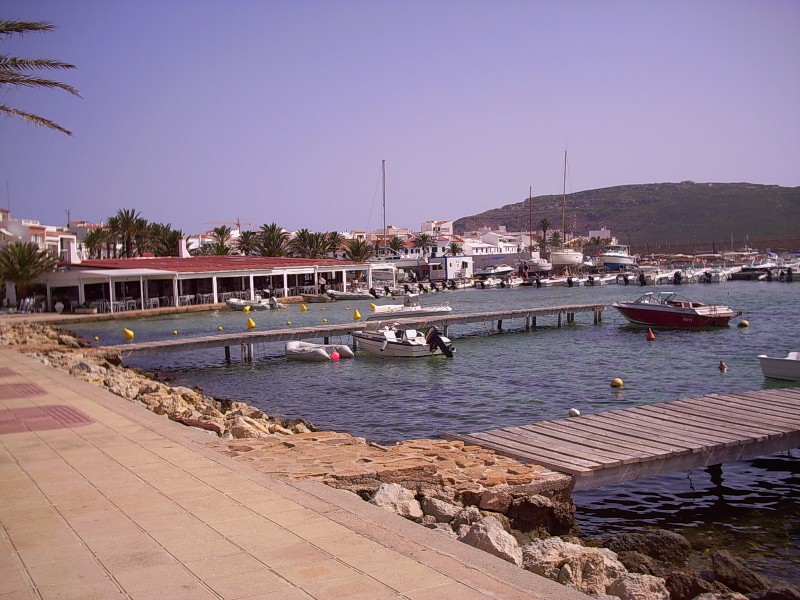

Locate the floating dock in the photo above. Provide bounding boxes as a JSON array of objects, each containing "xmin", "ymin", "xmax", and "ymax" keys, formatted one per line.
[
  {"xmin": 444, "ymin": 388, "xmax": 800, "ymax": 489},
  {"xmin": 106, "ymin": 303, "xmax": 606, "ymax": 359}
]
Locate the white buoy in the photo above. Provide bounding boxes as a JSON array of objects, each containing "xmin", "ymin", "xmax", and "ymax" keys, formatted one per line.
[{"xmin": 568, "ymin": 408, "xmax": 581, "ymax": 417}]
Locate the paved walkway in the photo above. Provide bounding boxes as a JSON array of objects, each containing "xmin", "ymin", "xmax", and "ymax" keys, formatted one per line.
[{"xmin": 0, "ymin": 349, "xmax": 588, "ymax": 600}]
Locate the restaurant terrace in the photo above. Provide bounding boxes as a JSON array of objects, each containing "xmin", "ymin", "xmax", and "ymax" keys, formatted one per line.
[{"xmin": 40, "ymin": 256, "xmax": 396, "ymax": 314}]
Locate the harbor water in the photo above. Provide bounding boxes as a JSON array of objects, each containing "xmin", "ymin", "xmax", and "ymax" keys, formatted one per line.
[{"xmin": 73, "ymin": 281, "xmax": 800, "ymax": 583}]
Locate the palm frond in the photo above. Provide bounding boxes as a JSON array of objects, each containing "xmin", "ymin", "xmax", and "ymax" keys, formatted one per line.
[
  {"xmin": 0, "ymin": 21, "xmax": 54, "ymax": 37},
  {"xmin": 0, "ymin": 104, "xmax": 72, "ymax": 135}
]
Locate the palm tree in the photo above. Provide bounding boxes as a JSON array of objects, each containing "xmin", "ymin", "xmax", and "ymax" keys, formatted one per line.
[
  {"xmin": 0, "ymin": 20, "xmax": 81, "ymax": 135},
  {"xmin": 289, "ymin": 229, "xmax": 328, "ymax": 258},
  {"xmin": 208, "ymin": 241, "xmax": 230, "ymax": 256},
  {"xmin": 325, "ymin": 231, "xmax": 345, "ymax": 256},
  {"xmin": 387, "ymin": 235, "xmax": 406, "ymax": 255},
  {"xmin": 148, "ymin": 223, "xmax": 183, "ymax": 257},
  {"xmin": 81, "ymin": 229, "xmax": 105, "ymax": 259},
  {"xmin": 0, "ymin": 242, "xmax": 58, "ymax": 301},
  {"xmin": 342, "ymin": 239, "xmax": 373, "ymax": 262},
  {"xmin": 211, "ymin": 225, "xmax": 233, "ymax": 247},
  {"xmin": 538, "ymin": 218, "xmax": 552, "ymax": 251},
  {"xmin": 235, "ymin": 230, "xmax": 259, "ymax": 255},
  {"xmin": 550, "ymin": 231, "xmax": 562, "ymax": 248},
  {"xmin": 444, "ymin": 241, "xmax": 463, "ymax": 256},
  {"xmin": 412, "ymin": 233, "xmax": 435, "ymax": 258},
  {"xmin": 257, "ymin": 223, "xmax": 288, "ymax": 257},
  {"xmin": 113, "ymin": 208, "xmax": 143, "ymax": 258},
  {"xmin": 104, "ymin": 216, "xmax": 120, "ymax": 258}
]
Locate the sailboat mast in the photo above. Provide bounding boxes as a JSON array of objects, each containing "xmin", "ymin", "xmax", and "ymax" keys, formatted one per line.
[
  {"xmin": 528, "ymin": 186, "xmax": 533, "ymax": 257},
  {"xmin": 561, "ymin": 150, "xmax": 567, "ymax": 243},
  {"xmin": 381, "ymin": 159, "xmax": 386, "ymax": 256}
]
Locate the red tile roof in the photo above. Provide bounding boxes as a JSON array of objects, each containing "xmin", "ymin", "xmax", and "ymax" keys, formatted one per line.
[{"xmin": 73, "ymin": 255, "xmax": 364, "ymax": 273}]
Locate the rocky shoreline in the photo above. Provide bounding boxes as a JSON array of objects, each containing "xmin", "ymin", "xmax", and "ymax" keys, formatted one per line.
[{"xmin": 1, "ymin": 321, "xmax": 796, "ymax": 600}]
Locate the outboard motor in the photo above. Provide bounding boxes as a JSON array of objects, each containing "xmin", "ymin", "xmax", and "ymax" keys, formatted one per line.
[
  {"xmin": 404, "ymin": 284, "xmax": 412, "ymax": 293},
  {"xmin": 567, "ymin": 277, "xmax": 573, "ymax": 288},
  {"xmin": 424, "ymin": 326, "xmax": 454, "ymax": 357},
  {"xmin": 418, "ymin": 283, "xmax": 426, "ymax": 293},
  {"xmin": 369, "ymin": 287, "xmax": 379, "ymax": 298},
  {"xmin": 384, "ymin": 285, "xmax": 391, "ymax": 295},
  {"xmin": 673, "ymin": 271, "xmax": 682, "ymax": 285}
]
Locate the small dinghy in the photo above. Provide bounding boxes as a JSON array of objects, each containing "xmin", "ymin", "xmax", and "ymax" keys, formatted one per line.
[
  {"xmin": 285, "ymin": 341, "xmax": 354, "ymax": 362},
  {"xmin": 227, "ymin": 296, "xmax": 286, "ymax": 311},
  {"xmin": 758, "ymin": 351, "xmax": 800, "ymax": 381}
]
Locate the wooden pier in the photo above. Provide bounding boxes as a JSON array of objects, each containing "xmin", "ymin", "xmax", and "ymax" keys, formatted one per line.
[
  {"xmin": 106, "ymin": 303, "xmax": 606, "ymax": 358},
  {"xmin": 443, "ymin": 388, "xmax": 800, "ymax": 489}
]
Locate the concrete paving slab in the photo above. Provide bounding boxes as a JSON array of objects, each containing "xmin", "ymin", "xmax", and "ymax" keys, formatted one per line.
[{"xmin": 0, "ymin": 348, "xmax": 590, "ymax": 599}]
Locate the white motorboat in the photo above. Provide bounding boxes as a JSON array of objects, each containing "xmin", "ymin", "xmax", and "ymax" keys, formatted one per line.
[
  {"xmin": 474, "ymin": 264, "xmax": 514, "ymax": 278},
  {"xmin": 502, "ymin": 276, "xmax": 524, "ymax": 288},
  {"xmin": 366, "ymin": 293, "xmax": 452, "ymax": 320},
  {"xmin": 285, "ymin": 341, "xmax": 354, "ymax": 362},
  {"xmin": 758, "ymin": 351, "xmax": 800, "ymax": 381},
  {"xmin": 475, "ymin": 276, "xmax": 503, "ymax": 289},
  {"xmin": 526, "ymin": 257, "xmax": 553, "ymax": 274},
  {"xmin": 597, "ymin": 245, "xmax": 635, "ymax": 270},
  {"xmin": 226, "ymin": 296, "xmax": 286, "ymax": 311},
  {"xmin": 549, "ymin": 248, "xmax": 584, "ymax": 267},
  {"xmin": 352, "ymin": 324, "xmax": 454, "ymax": 358}
]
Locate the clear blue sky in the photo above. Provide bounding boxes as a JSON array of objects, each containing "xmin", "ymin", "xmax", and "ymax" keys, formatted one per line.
[{"xmin": 2, "ymin": 0, "xmax": 799, "ymax": 236}]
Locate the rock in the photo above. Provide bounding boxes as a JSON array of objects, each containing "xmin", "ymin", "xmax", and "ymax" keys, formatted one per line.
[
  {"xmin": 522, "ymin": 537, "xmax": 626, "ymax": 595},
  {"xmin": 508, "ymin": 492, "xmax": 577, "ymax": 536},
  {"xmin": 748, "ymin": 587, "xmax": 800, "ymax": 600},
  {"xmin": 451, "ymin": 505, "xmax": 482, "ymax": 529},
  {"xmin": 420, "ymin": 496, "xmax": 460, "ymax": 523},
  {"xmin": 479, "ymin": 488, "xmax": 512, "ymax": 512},
  {"xmin": 604, "ymin": 530, "xmax": 692, "ymax": 565},
  {"xmin": 664, "ymin": 571, "xmax": 717, "ymax": 600},
  {"xmin": 228, "ymin": 416, "xmax": 264, "ymax": 439},
  {"xmin": 617, "ymin": 551, "xmax": 656, "ymax": 575},
  {"xmin": 169, "ymin": 416, "xmax": 224, "ymax": 436},
  {"xmin": 692, "ymin": 594, "xmax": 748, "ymax": 600},
  {"xmin": 368, "ymin": 483, "xmax": 423, "ymax": 520},
  {"xmin": 458, "ymin": 516, "xmax": 522, "ymax": 566},
  {"xmin": 710, "ymin": 550, "xmax": 768, "ymax": 594},
  {"xmin": 607, "ymin": 573, "xmax": 670, "ymax": 600}
]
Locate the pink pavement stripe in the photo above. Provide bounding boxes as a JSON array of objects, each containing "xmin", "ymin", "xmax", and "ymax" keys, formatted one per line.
[{"xmin": 0, "ymin": 405, "xmax": 95, "ymax": 434}]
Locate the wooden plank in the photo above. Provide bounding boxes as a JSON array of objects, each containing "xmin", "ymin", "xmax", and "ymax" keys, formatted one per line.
[
  {"xmin": 518, "ymin": 422, "xmax": 667, "ymax": 459},
  {"xmin": 474, "ymin": 430, "xmax": 607, "ymax": 468},
  {"xmin": 671, "ymin": 397, "xmax": 800, "ymax": 431},
  {"xmin": 634, "ymin": 404, "xmax": 771, "ymax": 441},
  {"xmin": 597, "ymin": 408, "xmax": 743, "ymax": 447},
  {"xmin": 709, "ymin": 391, "xmax": 800, "ymax": 416},
  {"xmin": 576, "ymin": 413, "xmax": 713, "ymax": 452},
  {"xmin": 502, "ymin": 425, "xmax": 643, "ymax": 463},
  {"xmin": 643, "ymin": 402, "xmax": 783, "ymax": 439},
  {"xmin": 524, "ymin": 419, "xmax": 683, "ymax": 456}
]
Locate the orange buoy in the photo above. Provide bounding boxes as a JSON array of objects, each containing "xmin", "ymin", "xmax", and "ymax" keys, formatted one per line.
[{"xmin": 646, "ymin": 328, "xmax": 655, "ymax": 341}]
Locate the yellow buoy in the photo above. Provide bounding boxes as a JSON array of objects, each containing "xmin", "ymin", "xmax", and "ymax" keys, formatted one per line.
[
  {"xmin": 321, "ymin": 307, "xmax": 327, "ymax": 311},
  {"xmin": 218, "ymin": 326, "xmax": 224, "ymax": 331},
  {"xmin": 94, "ymin": 336, "xmax": 100, "ymax": 342},
  {"xmin": 353, "ymin": 309, "xmax": 362, "ymax": 320},
  {"xmin": 172, "ymin": 330, "xmax": 178, "ymax": 336},
  {"xmin": 610, "ymin": 377, "xmax": 624, "ymax": 388},
  {"xmin": 123, "ymin": 328, "xmax": 134, "ymax": 341},
  {"xmin": 243, "ymin": 305, "xmax": 251, "ymax": 313},
  {"xmin": 286, "ymin": 321, "xmax": 292, "ymax": 325},
  {"xmin": 247, "ymin": 318, "xmax": 256, "ymax": 329},
  {"xmin": 370, "ymin": 303, "xmax": 377, "ymax": 311},
  {"xmin": 738, "ymin": 320, "xmax": 749, "ymax": 328},
  {"xmin": 322, "ymin": 318, "xmax": 328, "ymax": 323},
  {"xmin": 300, "ymin": 304, "xmax": 308, "ymax": 312}
]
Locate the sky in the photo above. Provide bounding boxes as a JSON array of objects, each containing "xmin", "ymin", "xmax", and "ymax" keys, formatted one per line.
[{"xmin": 2, "ymin": 0, "xmax": 799, "ymax": 236}]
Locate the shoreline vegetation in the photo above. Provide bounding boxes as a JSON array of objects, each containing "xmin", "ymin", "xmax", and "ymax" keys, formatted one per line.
[{"xmin": 2, "ymin": 320, "xmax": 796, "ymax": 600}]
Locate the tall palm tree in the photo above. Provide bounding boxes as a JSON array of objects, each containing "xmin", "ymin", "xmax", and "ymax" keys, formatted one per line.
[
  {"xmin": 0, "ymin": 241, "xmax": 58, "ymax": 300},
  {"xmin": 342, "ymin": 239, "xmax": 373, "ymax": 262},
  {"xmin": 289, "ymin": 229, "xmax": 328, "ymax": 258},
  {"xmin": 444, "ymin": 241, "xmax": 463, "ymax": 256},
  {"xmin": 257, "ymin": 223, "xmax": 289, "ymax": 257},
  {"xmin": 412, "ymin": 233, "xmax": 435, "ymax": 258},
  {"xmin": 235, "ymin": 230, "xmax": 259, "ymax": 255},
  {"xmin": 538, "ymin": 218, "xmax": 552, "ymax": 252},
  {"xmin": 549, "ymin": 231, "xmax": 562, "ymax": 248},
  {"xmin": 388, "ymin": 235, "xmax": 406, "ymax": 254},
  {"xmin": 148, "ymin": 222, "xmax": 183, "ymax": 257},
  {"xmin": 113, "ymin": 208, "xmax": 143, "ymax": 258},
  {"xmin": 0, "ymin": 20, "xmax": 81, "ymax": 135},
  {"xmin": 324, "ymin": 231, "xmax": 345, "ymax": 256},
  {"xmin": 211, "ymin": 225, "xmax": 233, "ymax": 247},
  {"xmin": 104, "ymin": 216, "xmax": 120, "ymax": 258},
  {"xmin": 81, "ymin": 229, "xmax": 105, "ymax": 259}
]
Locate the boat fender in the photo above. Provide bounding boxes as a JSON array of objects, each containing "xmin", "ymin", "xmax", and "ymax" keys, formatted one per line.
[{"xmin": 331, "ymin": 351, "xmax": 340, "ymax": 361}]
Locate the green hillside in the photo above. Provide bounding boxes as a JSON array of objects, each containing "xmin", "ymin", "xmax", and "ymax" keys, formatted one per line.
[{"xmin": 453, "ymin": 182, "xmax": 800, "ymax": 252}]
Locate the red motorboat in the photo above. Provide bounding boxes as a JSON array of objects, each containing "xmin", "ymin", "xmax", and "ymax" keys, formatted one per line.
[{"xmin": 612, "ymin": 291, "xmax": 742, "ymax": 328}]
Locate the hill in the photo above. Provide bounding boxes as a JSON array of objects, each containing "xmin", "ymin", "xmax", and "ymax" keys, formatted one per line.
[{"xmin": 453, "ymin": 182, "xmax": 800, "ymax": 253}]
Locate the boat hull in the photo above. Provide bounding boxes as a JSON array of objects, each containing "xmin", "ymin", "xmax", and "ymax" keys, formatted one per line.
[
  {"xmin": 352, "ymin": 329, "xmax": 452, "ymax": 358},
  {"xmin": 612, "ymin": 303, "xmax": 738, "ymax": 328},
  {"xmin": 285, "ymin": 342, "xmax": 355, "ymax": 362},
  {"xmin": 366, "ymin": 306, "xmax": 452, "ymax": 320},
  {"xmin": 549, "ymin": 250, "xmax": 584, "ymax": 267},
  {"xmin": 758, "ymin": 353, "xmax": 800, "ymax": 381}
]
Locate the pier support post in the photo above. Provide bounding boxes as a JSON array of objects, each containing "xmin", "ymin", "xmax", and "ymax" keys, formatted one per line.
[
  {"xmin": 224, "ymin": 346, "xmax": 231, "ymax": 361},
  {"xmin": 498, "ymin": 319, "xmax": 503, "ymax": 332},
  {"xmin": 324, "ymin": 336, "xmax": 330, "ymax": 344},
  {"xmin": 557, "ymin": 312, "xmax": 562, "ymax": 327},
  {"xmin": 525, "ymin": 316, "xmax": 530, "ymax": 331}
]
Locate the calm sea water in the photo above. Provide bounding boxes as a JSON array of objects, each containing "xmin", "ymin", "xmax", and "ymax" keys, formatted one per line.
[{"xmin": 72, "ymin": 281, "xmax": 799, "ymax": 583}]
